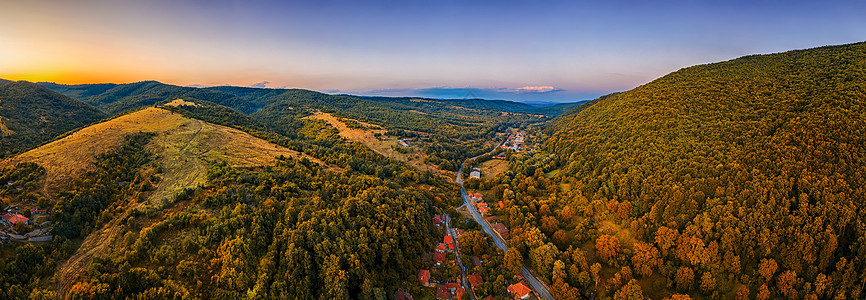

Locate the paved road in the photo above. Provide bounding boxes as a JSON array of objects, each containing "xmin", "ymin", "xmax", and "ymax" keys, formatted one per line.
[
  {"xmin": 455, "ymin": 132, "xmax": 556, "ymax": 300},
  {"xmin": 445, "ymin": 214, "xmax": 476, "ymax": 300}
]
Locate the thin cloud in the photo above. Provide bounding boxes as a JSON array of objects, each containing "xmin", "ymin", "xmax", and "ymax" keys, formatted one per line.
[
  {"xmin": 250, "ymin": 81, "xmax": 270, "ymax": 88},
  {"xmin": 515, "ymin": 86, "xmax": 562, "ymax": 93}
]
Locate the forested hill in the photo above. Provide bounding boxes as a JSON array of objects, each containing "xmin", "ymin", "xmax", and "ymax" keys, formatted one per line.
[
  {"xmin": 0, "ymin": 80, "xmax": 107, "ymax": 158},
  {"xmin": 534, "ymin": 42, "xmax": 865, "ymax": 297},
  {"xmin": 40, "ymin": 81, "xmax": 260, "ymax": 115}
]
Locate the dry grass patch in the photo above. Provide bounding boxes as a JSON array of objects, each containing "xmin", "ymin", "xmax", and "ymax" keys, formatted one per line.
[
  {"xmin": 303, "ymin": 111, "xmax": 448, "ymax": 175},
  {"xmin": 163, "ymin": 98, "xmax": 199, "ymax": 107},
  {"xmin": 479, "ymin": 158, "xmax": 509, "ymax": 179}
]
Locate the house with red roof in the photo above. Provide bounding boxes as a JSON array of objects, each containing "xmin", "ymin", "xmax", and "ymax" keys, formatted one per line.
[
  {"xmin": 444, "ymin": 235, "xmax": 454, "ymax": 251},
  {"xmin": 433, "ymin": 215, "xmax": 444, "ymax": 226},
  {"xmin": 419, "ymin": 269, "xmax": 432, "ymax": 287},
  {"xmin": 468, "ymin": 274, "xmax": 483, "ymax": 289},
  {"xmin": 473, "ymin": 193, "xmax": 483, "ymax": 201},
  {"xmin": 454, "ymin": 287, "xmax": 465, "ymax": 299},
  {"xmin": 433, "ymin": 252, "xmax": 447, "ymax": 266},
  {"xmin": 435, "ymin": 285, "xmax": 450, "ymax": 299},
  {"xmin": 433, "ymin": 283, "xmax": 465, "ymax": 299},
  {"xmin": 498, "ymin": 201, "xmax": 505, "ymax": 209},
  {"xmin": 492, "ymin": 223, "xmax": 510, "ymax": 238},
  {"xmin": 435, "ymin": 243, "xmax": 448, "ymax": 253},
  {"xmin": 1, "ymin": 213, "xmax": 29, "ymax": 226},
  {"xmin": 507, "ymin": 281, "xmax": 532, "ymax": 299}
]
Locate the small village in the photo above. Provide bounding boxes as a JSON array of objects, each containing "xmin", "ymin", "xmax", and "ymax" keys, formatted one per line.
[
  {"xmin": 0, "ymin": 180, "xmax": 54, "ymax": 245},
  {"xmin": 0, "ymin": 204, "xmax": 53, "ymax": 245},
  {"xmin": 399, "ymin": 189, "xmax": 539, "ymax": 300},
  {"xmin": 499, "ymin": 133, "xmax": 524, "ymax": 153}
]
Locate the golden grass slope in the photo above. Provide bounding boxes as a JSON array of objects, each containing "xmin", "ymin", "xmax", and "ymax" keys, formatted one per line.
[
  {"xmin": 303, "ymin": 110, "xmax": 447, "ymax": 175},
  {"xmin": 1, "ymin": 106, "xmax": 329, "ymax": 196}
]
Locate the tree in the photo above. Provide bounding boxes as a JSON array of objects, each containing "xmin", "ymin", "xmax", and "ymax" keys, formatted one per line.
[
  {"xmin": 322, "ymin": 256, "xmax": 348, "ymax": 300},
  {"xmin": 552, "ymin": 229, "xmax": 570, "ymax": 249},
  {"xmin": 459, "ymin": 230, "xmax": 488, "ymax": 256},
  {"xmin": 561, "ymin": 205, "xmax": 576, "ymax": 221},
  {"xmin": 699, "ymin": 272, "xmax": 715, "ymax": 294},
  {"xmin": 541, "ymin": 215, "xmax": 560, "ymax": 234},
  {"xmin": 663, "ymin": 295, "xmax": 692, "ymax": 300},
  {"xmin": 655, "ymin": 226, "xmax": 679, "ymax": 253},
  {"xmin": 632, "ymin": 242, "xmax": 661, "ymax": 277},
  {"xmin": 777, "ymin": 270, "xmax": 797, "ymax": 299},
  {"xmin": 504, "ymin": 249, "xmax": 523, "ymax": 275},
  {"xmin": 674, "ymin": 267, "xmax": 694, "ymax": 292},
  {"xmin": 614, "ymin": 279, "xmax": 645, "ymax": 300},
  {"xmin": 531, "ymin": 243, "xmax": 558, "ymax": 280},
  {"xmin": 591, "ymin": 263, "xmax": 602, "ymax": 288},
  {"xmin": 758, "ymin": 258, "xmax": 777, "ymax": 282},
  {"xmin": 735, "ymin": 285, "xmax": 749, "ymax": 300},
  {"xmin": 595, "ymin": 235, "xmax": 621, "ymax": 263},
  {"xmin": 757, "ymin": 284, "xmax": 770, "ymax": 300}
]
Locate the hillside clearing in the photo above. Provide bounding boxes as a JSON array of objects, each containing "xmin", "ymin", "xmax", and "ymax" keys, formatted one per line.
[
  {"xmin": 303, "ymin": 111, "xmax": 447, "ymax": 175},
  {"xmin": 479, "ymin": 158, "xmax": 508, "ymax": 179}
]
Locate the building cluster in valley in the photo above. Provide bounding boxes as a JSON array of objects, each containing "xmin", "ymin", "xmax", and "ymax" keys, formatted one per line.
[
  {"xmin": 0, "ymin": 199, "xmax": 53, "ymax": 244},
  {"xmin": 469, "ymin": 193, "xmax": 510, "ymax": 240},
  {"xmin": 410, "ymin": 213, "xmax": 466, "ymax": 300},
  {"xmin": 499, "ymin": 133, "xmax": 525, "ymax": 152},
  {"xmin": 405, "ymin": 194, "xmax": 534, "ymax": 300}
]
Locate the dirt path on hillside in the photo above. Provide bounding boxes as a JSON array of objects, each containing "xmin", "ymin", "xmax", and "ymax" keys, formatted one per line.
[{"xmin": 303, "ymin": 111, "xmax": 448, "ymax": 175}]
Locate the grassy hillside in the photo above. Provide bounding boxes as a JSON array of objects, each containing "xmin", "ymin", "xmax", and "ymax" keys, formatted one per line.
[
  {"xmin": 0, "ymin": 105, "xmax": 328, "ymax": 196},
  {"xmin": 0, "ymin": 79, "xmax": 107, "ymax": 159},
  {"xmin": 488, "ymin": 42, "xmax": 866, "ymax": 299},
  {"xmin": 0, "ymin": 98, "xmax": 446, "ymax": 299}
]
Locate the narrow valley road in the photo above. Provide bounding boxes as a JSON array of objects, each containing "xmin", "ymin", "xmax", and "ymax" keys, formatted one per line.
[{"xmin": 456, "ymin": 132, "xmax": 556, "ymax": 300}]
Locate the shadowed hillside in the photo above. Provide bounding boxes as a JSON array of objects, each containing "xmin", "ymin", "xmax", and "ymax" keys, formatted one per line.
[{"xmin": 0, "ymin": 80, "xmax": 107, "ymax": 158}]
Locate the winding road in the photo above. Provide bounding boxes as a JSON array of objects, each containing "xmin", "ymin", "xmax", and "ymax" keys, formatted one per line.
[
  {"xmin": 445, "ymin": 214, "xmax": 476, "ymax": 300},
  {"xmin": 455, "ymin": 132, "xmax": 556, "ymax": 300}
]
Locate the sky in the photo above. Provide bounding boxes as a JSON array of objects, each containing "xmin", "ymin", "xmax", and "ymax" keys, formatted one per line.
[{"xmin": 1, "ymin": 0, "xmax": 865, "ymax": 102}]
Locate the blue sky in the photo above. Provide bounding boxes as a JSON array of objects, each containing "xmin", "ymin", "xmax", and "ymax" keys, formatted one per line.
[{"xmin": 1, "ymin": 0, "xmax": 865, "ymax": 102}]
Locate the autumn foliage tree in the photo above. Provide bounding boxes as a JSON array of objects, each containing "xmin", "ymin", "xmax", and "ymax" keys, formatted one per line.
[
  {"xmin": 759, "ymin": 258, "xmax": 778, "ymax": 282},
  {"xmin": 674, "ymin": 267, "xmax": 694, "ymax": 292},
  {"xmin": 631, "ymin": 242, "xmax": 661, "ymax": 277},
  {"xmin": 595, "ymin": 235, "xmax": 621, "ymax": 264}
]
